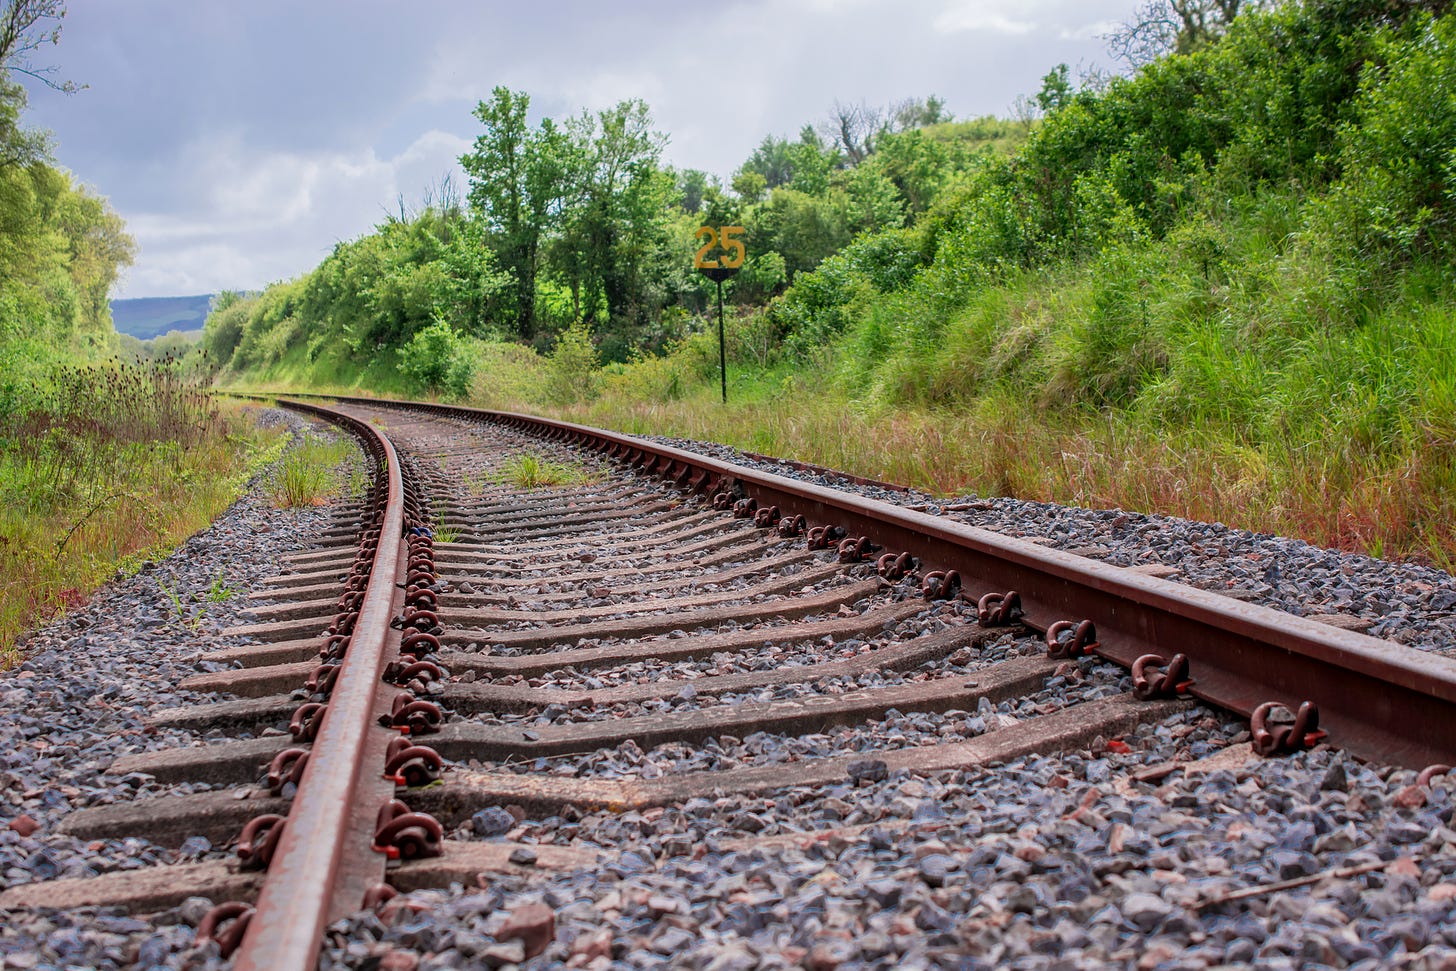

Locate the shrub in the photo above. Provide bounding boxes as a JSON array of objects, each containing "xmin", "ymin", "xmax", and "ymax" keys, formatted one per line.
[
  {"xmin": 396, "ymin": 318, "xmax": 475, "ymax": 397},
  {"xmin": 470, "ymin": 341, "xmax": 550, "ymax": 409},
  {"xmin": 545, "ymin": 321, "xmax": 600, "ymax": 404}
]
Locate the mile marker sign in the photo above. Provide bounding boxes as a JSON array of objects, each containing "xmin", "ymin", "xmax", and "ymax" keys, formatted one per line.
[{"xmin": 694, "ymin": 225, "xmax": 745, "ymax": 402}]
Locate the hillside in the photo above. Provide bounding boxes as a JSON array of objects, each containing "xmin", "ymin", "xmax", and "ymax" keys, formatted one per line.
[
  {"xmin": 204, "ymin": 0, "xmax": 1456, "ymax": 564},
  {"xmin": 110, "ymin": 295, "xmax": 214, "ymax": 341}
]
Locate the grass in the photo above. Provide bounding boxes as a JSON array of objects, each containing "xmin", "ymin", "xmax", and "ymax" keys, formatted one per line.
[
  {"xmin": 206, "ymin": 573, "xmax": 236, "ymax": 603},
  {"xmin": 496, "ymin": 452, "xmax": 596, "ymax": 489},
  {"xmin": 431, "ymin": 516, "xmax": 461, "ymax": 543},
  {"xmin": 0, "ymin": 362, "xmax": 289, "ymax": 668},
  {"xmin": 270, "ymin": 438, "xmax": 356, "ymax": 508},
  {"xmin": 537, "ymin": 370, "xmax": 1456, "ymax": 570}
]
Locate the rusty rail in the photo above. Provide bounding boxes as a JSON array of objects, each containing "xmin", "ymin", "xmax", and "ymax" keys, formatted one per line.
[
  {"xmin": 284, "ymin": 393, "xmax": 1456, "ymax": 770},
  {"xmin": 227, "ymin": 399, "xmax": 416, "ymax": 970}
]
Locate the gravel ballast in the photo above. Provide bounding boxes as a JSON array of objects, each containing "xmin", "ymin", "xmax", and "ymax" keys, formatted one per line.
[
  {"xmin": 0, "ymin": 409, "xmax": 351, "ymax": 968},
  {"xmin": 6, "ymin": 409, "xmax": 1456, "ymax": 970},
  {"xmin": 650, "ymin": 437, "xmax": 1456, "ymax": 654}
]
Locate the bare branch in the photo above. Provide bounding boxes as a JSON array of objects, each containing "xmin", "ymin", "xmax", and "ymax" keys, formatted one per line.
[
  {"xmin": 1104, "ymin": 0, "xmax": 1264, "ymax": 69},
  {"xmin": 0, "ymin": 0, "xmax": 80, "ymax": 93},
  {"xmin": 820, "ymin": 100, "xmax": 882, "ymax": 166}
]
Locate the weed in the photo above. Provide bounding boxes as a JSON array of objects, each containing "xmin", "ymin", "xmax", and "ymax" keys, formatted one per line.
[
  {"xmin": 497, "ymin": 453, "xmax": 594, "ymax": 489},
  {"xmin": 461, "ymin": 472, "xmax": 491, "ymax": 497},
  {"xmin": 431, "ymin": 516, "xmax": 461, "ymax": 544},
  {"xmin": 1, "ymin": 366, "xmax": 276, "ymax": 668},
  {"xmin": 206, "ymin": 574, "xmax": 236, "ymax": 603},
  {"xmin": 158, "ymin": 581, "xmax": 201, "ymax": 631},
  {"xmin": 271, "ymin": 438, "xmax": 353, "ymax": 508}
]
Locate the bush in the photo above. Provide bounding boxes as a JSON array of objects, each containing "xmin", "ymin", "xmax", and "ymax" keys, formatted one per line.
[
  {"xmin": 470, "ymin": 341, "xmax": 550, "ymax": 409},
  {"xmin": 1324, "ymin": 13, "xmax": 1456, "ymax": 260},
  {"xmin": 545, "ymin": 321, "xmax": 599, "ymax": 404},
  {"xmin": 396, "ymin": 319, "xmax": 475, "ymax": 397}
]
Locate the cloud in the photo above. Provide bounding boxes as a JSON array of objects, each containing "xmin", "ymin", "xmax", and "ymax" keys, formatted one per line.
[
  {"xmin": 116, "ymin": 129, "xmax": 471, "ymax": 298},
  {"xmin": 934, "ymin": 0, "xmax": 1128, "ymax": 38},
  {"xmin": 934, "ymin": 7, "xmax": 1039, "ymax": 35},
  {"xmin": 27, "ymin": 2, "xmax": 1137, "ymax": 298}
]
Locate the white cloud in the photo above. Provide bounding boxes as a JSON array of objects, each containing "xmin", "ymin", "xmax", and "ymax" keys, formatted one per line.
[
  {"xmin": 935, "ymin": 0, "xmax": 1128, "ymax": 37},
  {"xmin": 114, "ymin": 129, "xmax": 471, "ymax": 298},
  {"xmin": 935, "ymin": 9, "xmax": 1039, "ymax": 34}
]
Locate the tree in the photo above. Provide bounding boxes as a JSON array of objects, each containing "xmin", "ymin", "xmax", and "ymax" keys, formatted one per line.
[
  {"xmin": 675, "ymin": 168, "xmax": 710, "ymax": 214},
  {"xmin": 1106, "ymin": 0, "xmax": 1259, "ymax": 68},
  {"xmin": 551, "ymin": 99, "xmax": 672, "ymax": 329},
  {"xmin": 55, "ymin": 182, "xmax": 134, "ymax": 338},
  {"xmin": 741, "ymin": 135, "xmax": 796, "ymax": 189},
  {"xmin": 787, "ymin": 126, "xmax": 837, "ymax": 195},
  {"xmin": 818, "ymin": 96, "xmax": 953, "ymax": 167},
  {"xmin": 0, "ymin": 0, "xmax": 78, "ymax": 92},
  {"xmin": 460, "ymin": 87, "xmax": 571, "ymax": 339},
  {"xmin": 889, "ymin": 95, "xmax": 951, "ymax": 131},
  {"xmin": 822, "ymin": 100, "xmax": 883, "ymax": 166},
  {"xmin": 0, "ymin": 75, "xmax": 45, "ymax": 169},
  {"xmin": 1035, "ymin": 64, "xmax": 1073, "ymax": 114},
  {"xmin": 731, "ymin": 169, "xmax": 767, "ymax": 203}
]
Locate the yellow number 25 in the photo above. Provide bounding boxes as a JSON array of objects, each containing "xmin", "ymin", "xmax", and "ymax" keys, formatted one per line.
[{"xmin": 694, "ymin": 226, "xmax": 746, "ymax": 270}]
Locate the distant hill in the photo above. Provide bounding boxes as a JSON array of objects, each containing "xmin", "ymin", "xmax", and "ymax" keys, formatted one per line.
[{"xmin": 110, "ymin": 295, "xmax": 214, "ymax": 341}]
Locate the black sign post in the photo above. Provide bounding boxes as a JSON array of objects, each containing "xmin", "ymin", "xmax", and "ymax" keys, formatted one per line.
[{"xmin": 694, "ymin": 226, "xmax": 745, "ymax": 404}]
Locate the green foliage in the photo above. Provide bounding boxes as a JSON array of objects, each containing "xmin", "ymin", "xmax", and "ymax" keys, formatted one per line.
[
  {"xmin": 396, "ymin": 318, "xmax": 475, "ymax": 397},
  {"xmin": 1320, "ymin": 12, "xmax": 1456, "ymax": 261},
  {"xmin": 469, "ymin": 341, "xmax": 551, "ymax": 409},
  {"xmin": 1036, "ymin": 64, "xmax": 1073, "ymax": 114},
  {"xmin": 769, "ymin": 228, "xmax": 928, "ymax": 356},
  {"xmin": 271, "ymin": 438, "xmax": 352, "ymax": 509},
  {"xmin": 0, "ymin": 99, "xmax": 132, "ymax": 359},
  {"xmin": 203, "ymin": 203, "xmax": 506, "ymax": 383},
  {"xmin": 545, "ymin": 321, "xmax": 600, "ymax": 404},
  {"xmin": 496, "ymin": 452, "xmax": 595, "ymax": 489}
]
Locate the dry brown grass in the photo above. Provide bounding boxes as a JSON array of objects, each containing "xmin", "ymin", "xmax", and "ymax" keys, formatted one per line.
[
  {"xmin": 0, "ymin": 368, "xmax": 286, "ymax": 668},
  {"xmin": 547, "ymin": 394, "xmax": 1456, "ymax": 570}
]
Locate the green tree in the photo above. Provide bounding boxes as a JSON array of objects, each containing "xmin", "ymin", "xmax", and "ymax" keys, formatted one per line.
[
  {"xmin": 460, "ymin": 87, "xmax": 570, "ymax": 339},
  {"xmin": 396, "ymin": 317, "xmax": 475, "ymax": 397},
  {"xmin": 0, "ymin": 0, "xmax": 77, "ymax": 93},
  {"xmin": 55, "ymin": 182, "xmax": 134, "ymax": 340},
  {"xmin": 1035, "ymin": 64, "xmax": 1073, "ymax": 114},
  {"xmin": 741, "ymin": 135, "xmax": 796, "ymax": 189},
  {"xmin": 675, "ymin": 168, "xmax": 711, "ymax": 213},
  {"xmin": 550, "ymin": 99, "xmax": 673, "ymax": 331}
]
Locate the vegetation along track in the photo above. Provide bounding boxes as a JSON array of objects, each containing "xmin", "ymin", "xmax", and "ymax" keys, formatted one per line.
[{"xmin": 6, "ymin": 395, "xmax": 1456, "ymax": 968}]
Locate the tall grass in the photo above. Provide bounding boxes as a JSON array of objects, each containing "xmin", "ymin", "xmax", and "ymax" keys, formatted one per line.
[
  {"xmin": 496, "ymin": 452, "xmax": 595, "ymax": 489},
  {"xmin": 271, "ymin": 439, "xmax": 355, "ymax": 508},
  {"xmin": 544, "ymin": 386, "xmax": 1456, "ymax": 569},
  {"xmin": 0, "ymin": 361, "xmax": 283, "ymax": 668}
]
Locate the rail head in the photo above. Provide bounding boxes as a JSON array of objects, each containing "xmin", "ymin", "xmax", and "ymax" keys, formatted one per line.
[{"xmin": 232, "ymin": 399, "xmax": 405, "ymax": 971}]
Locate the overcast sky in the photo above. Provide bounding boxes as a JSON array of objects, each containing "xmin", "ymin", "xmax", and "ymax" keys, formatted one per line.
[{"xmin": 19, "ymin": 0, "xmax": 1136, "ymax": 299}]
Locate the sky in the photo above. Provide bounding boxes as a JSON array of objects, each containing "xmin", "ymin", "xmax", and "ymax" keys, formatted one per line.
[{"xmin": 18, "ymin": 0, "xmax": 1138, "ymax": 299}]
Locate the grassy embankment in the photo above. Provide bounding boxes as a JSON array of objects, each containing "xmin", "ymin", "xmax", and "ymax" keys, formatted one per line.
[
  {"xmin": 0, "ymin": 363, "xmax": 290, "ymax": 668},
  {"xmin": 223, "ymin": 227, "xmax": 1456, "ymax": 571},
  {"xmin": 457, "ymin": 186, "xmax": 1456, "ymax": 570},
  {"xmin": 209, "ymin": 6, "xmax": 1456, "ymax": 569}
]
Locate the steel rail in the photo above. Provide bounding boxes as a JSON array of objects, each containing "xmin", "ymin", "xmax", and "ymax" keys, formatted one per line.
[
  {"xmin": 295, "ymin": 393, "xmax": 1456, "ymax": 770},
  {"xmin": 231, "ymin": 399, "xmax": 405, "ymax": 971}
]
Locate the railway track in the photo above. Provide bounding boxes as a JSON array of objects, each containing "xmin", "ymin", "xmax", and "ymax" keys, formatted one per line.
[{"xmin": 5, "ymin": 395, "xmax": 1456, "ymax": 969}]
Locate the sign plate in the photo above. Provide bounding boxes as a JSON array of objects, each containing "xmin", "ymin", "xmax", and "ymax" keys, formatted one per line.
[{"xmin": 694, "ymin": 225, "xmax": 745, "ymax": 280}]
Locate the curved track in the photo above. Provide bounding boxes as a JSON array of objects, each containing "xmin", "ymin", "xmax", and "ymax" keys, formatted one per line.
[{"xmin": 5, "ymin": 394, "xmax": 1456, "ymax": 969}]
